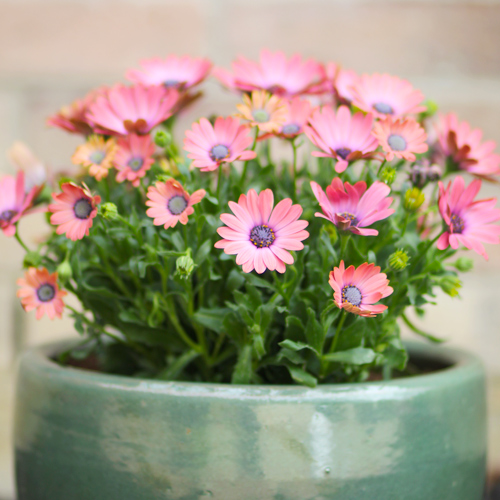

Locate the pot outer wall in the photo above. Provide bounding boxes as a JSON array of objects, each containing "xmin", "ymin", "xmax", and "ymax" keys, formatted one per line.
[{"xmin": 15, "ymin": 341, "xmax": 486, "ymax": 500}]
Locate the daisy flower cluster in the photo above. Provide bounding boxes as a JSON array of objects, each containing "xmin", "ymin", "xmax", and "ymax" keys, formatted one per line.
[{"xmin": 4, "ymin": 50, "xmax": 500, "ymax": 385}]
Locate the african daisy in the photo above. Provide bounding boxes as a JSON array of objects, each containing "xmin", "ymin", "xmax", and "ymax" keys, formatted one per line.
[
  {"xmin": 275, "ymin": 97, "xmax": 313, "ymax": 139},
  {"xmin": 329, "ymin": 261, "xmax": 393, "ymax": 317},
  {"xmin": 215, "ymin": 189, "xmax": 309, "ymax": 274},
  {"xmin": 114, "ymin": 134, "xmax": 155, "ymax": 187},
  {"xmin": 236, "ymin": 90, "xmax": 288, "ymax": 133},
  {"xmin": 71, "ymin": 135, "xmax": 117, "ymax": 181}
]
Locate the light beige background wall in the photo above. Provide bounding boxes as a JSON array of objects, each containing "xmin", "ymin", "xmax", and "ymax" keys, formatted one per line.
[{"xmin": 1, "ymin": 0, "xmax": 500, "ymax": 497}]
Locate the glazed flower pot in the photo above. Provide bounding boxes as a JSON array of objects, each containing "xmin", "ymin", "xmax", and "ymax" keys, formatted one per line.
[{"xmin": 15, "ymin": 341, "xmax": 486, "ymax": 500}]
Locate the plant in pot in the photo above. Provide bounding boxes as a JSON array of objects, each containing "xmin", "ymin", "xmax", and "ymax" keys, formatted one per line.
[{"xmin": 8, "ymin": 50, "xmax": 498, "ymax": 500}]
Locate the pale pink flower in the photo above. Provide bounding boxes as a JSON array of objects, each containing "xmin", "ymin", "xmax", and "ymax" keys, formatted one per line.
[
  {"xmin": 184, "ymin": 116, "xmax": 257, "ymax": 172},
  {"xmin": 312, "ymin": 63, "xmax": 358, "ymax": 103},
  {"xmin": 351, "ymin": 73, "xmax": 426, "ymax": 119},
  {"xmin": 310, "ymin": 178, "xmax": 394, "ymax": 236},
  {"xmin": 7, "ymin": 142, "xmax": 47, "ymax": 193},
  {"xmin": 126, "ymin": 55, "xmax": 212, "ymax": 90},
  {"xmin": 437, "ymin": 176, "xmax": 500, "ymax": 260},
  {"xmin": 275, "ymin": 97, "xmax": 313, "ymax": 139},
  {"xmin": 213, "ymin": 49, "xmax": 323, "ymax": 97},
  {"xmin": 146, "ymin": 179, "xmax": 206, "ymax": 229},
  {"xmin": 373, "ymin": 117, "xmax": 428, "ymax": 162},
  {"xmin": 435, "ymin": 113, "xmax": 500, "ymax": 180},
  {"xmin": 0, "ymin": 171, "xmax": 40, "ymax": 237},
  {"xmin": 48, "ymin": 183, "xmax": 100, "ymax": 241},
  {"xmin": 17, "ymin": 267, "xmax": 67, "ymax": 320},
  {"xmin": 215, "ymin": 189, "xmax": 309, "ymax": 274},
  {"xmin": 86, "ymin": 84, "xmax": 179, "ymax": 136},
  {"xmin": 114, "ymin": 134, "xmax": 155, "ymax": 186},
  {"xmin": 304, "ymin": 105, "xmax": 378, "ymax": 173},
  {"xmin": 329, "ymin": 261, "xmax": 393, "ymax": 317}
]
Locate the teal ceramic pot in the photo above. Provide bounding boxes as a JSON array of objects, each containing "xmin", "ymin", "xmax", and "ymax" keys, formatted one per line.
[{"xmin": 15, "ymin": 341, "xmax": 486, "ymax": 500}]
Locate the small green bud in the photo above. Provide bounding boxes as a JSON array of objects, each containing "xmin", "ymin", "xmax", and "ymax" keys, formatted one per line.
[
  {"xmin": 388, "ymin": 250, "xmax": 409, "ymax": 271},
  {"xmin": 100, "ymin": 202, "xmax": 118, "ymax": 220},
  {"xmin": 380, "ymin": 166, "xmax": 397, "ymax": 186},
  {"xmin": 175, "ymin": 255, "xmax": 195, "ymax": 280},
  {"xmin": 154, "ymin": 130, "xmax": 172, "ymax": 148},
  {"xmin": 453, "ymin": 257, "xmax": 474, "ymax": 272},
  {"xmin": 404, "ymin": 187, "xmax": 425, "ymax": 211},
  {"xmin": 56, "ymin": 260, "xmax": 73, "ymax": 282},
  {"xmin": 424, "ymin": 100, "xmax": 438, "ymax": 117},
  {"xmin": 439, "ymin": 275, "xmax": 462, "ymax": 297},
  {"xmin": 23, "ymin": 251, "xmax": 42, "ymax": 268}
]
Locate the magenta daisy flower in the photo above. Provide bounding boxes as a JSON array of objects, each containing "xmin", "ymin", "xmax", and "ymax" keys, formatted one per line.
[
  {"xmin": 17, "ymin": 268, "xmax": 67, "ymax": 320},
  {"xmin": 351, "ymin": 73, "xmax": 426, "ymax": 119},
  {"xmin": 86, "ymin": 84, "xmax": 179, "ymax": 136},
  {"xmin": 48, "ymin": 183, "xmax": 100, "ymax": 241},
  {"xmin": 213, "ymin": 49, "xmax": 323, "ymax": 97},
  {"xmin": 183, "ymin": 116, "xmax": 257, "ymax": 172},
  {"xmin": 437, "ymin": 176, "xmax": 500, "ymax": 260},
  {"xmin": 275, "ymin": 97, "xmax": 313, "ymax": 139},
  {"xmin": 435, "ymin": 113, "xmax": 500, "ymax": 180},
  {"xmin": 0, "ymin": 171, "xmax": 40, "ymax": 237},
  {"xmin": 329, "ymin": 261, "xmax": 393, "ymax": 317},
  {"xmin": 310, "ymin": 178, "xmax": 394, "ymax": 236},
  {"xmin": 373, "ymin": 117, "xmax": 428, "ymax": 162},
  {"xmin": 214, "ymin": 189, "xmax": 309, "ymax": 274},
  {"xmin": 114, "ymin": 134, "xmax": 155, "ymax": 187},
  {"xmin": 304, "ymin": 105, "xmax": 378, "ymax": 173},
  {"xmin": 126, "ymin": 55, "xmax": 212, "ymax": 90},
  {"xmin": 146, "ymin": 179, "xmax": 206, "ymax": 229}
]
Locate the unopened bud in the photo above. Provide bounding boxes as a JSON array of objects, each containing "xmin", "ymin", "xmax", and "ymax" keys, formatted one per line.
[
  {"xmin": 154, "ymin": 130, "xmax": 172, "ymax": 148},
  {"xmin": 410, "ymin": 164, "xmax": 427, "ymax": 188},
  {"xmin": 23, "ymin": 251, "xmax": 42, "ymax": 268},
  {"xmin": 100, "ymin": 202, "xmax": 118, "ymax": 220},
  {"xmin": 404, "ymin": 187, "xmax": 425, "ymax": 211},
  {"xmin": 388, "ymin": 250, "xmax": 409, "ymax": 271},
  {"xmin": 175, "ymin": 255, "xmax": 195, "ymax": 279},
  {"xmin": 427, "ymin": 164, "xmax": 442, "ymax": 182},
  {"xmin": 439, "ymin": 275, "xmax": 462, "ymax": 297},
  {"xmin": 57, "ymin": 260, "xmax": 73, "ymax": 282},
  {"xmin": 380, "ymin": 166, "xmax": 397, "ymax": 186},
  {"xmin": 453, "ymin": 257, "xmax": 474, "ymax": 272}
]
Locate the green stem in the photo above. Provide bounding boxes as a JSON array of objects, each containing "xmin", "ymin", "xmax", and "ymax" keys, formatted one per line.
[
  {"xmin": 329, "ymin": 310, "xmax": 347, "ymax": 354},
  {"xmin": 291, "ymin": 139, "xmax": 298, "ymax": 200},
  {"xmin": 15, "ymin": 227, "xmax": 30, "ymax": 253},
  {"xmin": 161, "ymin": 295, "xmax": 200, "ymax": 352},
  {"xmin": 241, "ymin": 127, "xmax": 258, "ymax": 185},
  {"xmin": 216, "ymin": 162, "xmax": 224, "ymax": 203},
  {"xmin": 377, "ymin": 159, "xmax": 387, "ymax": 177},
  {"xmin": 339, "ymin": 233, "xmax": 350, "ymax": 262}
]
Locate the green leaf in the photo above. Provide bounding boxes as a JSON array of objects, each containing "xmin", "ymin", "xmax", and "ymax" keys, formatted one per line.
[
  {"xmin": 286, "ymin": 365, "xmax": 317, "ymax": 388},
  {"xmin": 231, "ymin": 345, "xmax": 253, "ymax": 384},
  {"xmin": 226, "ymin": 269, "xmax": 245, "ymax": 292},
  {"xmin": 323, "ymin": 347, "xmax": 376, "ymax": 365},
  {"xmin": 157, "ymin": 350, "xmax": 200, "ymax": 380},
  {"xmin": 278, "ymin": 339, "xmax": 318, "ymax": 355},
  {"xmin": 195, "ymin": 240, "xmax": 212, "ymax": 266},
  {"xmin": 192, "ymin": 307, "xmax": 230, "ymax": 334},
  {"xmin": 305, "ymin": 308, "xmax": 324, "ymax": 354},
  {"xmin": 401, "ymin": 313, "xmax": 445, "ymax": 343},
  {"xmin": 276, "ymin": 347, "xmax": 304, "ymax": 365},
  {"xmin": 244, "ymin": 273, "xmax": 277, "ymax": 291}
]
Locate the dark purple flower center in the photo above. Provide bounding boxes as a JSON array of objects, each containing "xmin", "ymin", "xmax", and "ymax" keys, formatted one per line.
[
  {"xmin": 282, "ymin": 123, "xmax": 300, "ymax": 136},
  {"xmin": 167, "ymin": 195, "xmax": 188, "ymax": 215},
  {"xmin": 73, "ymin": 198, "xmax": 93, "ymax": 220},
  {"xmin": 89, "ymin": 151, "xmax": 106, "ymax": 164},
  {"xmin": 164, "ymin": 79, "xmax": 180, "ymax": 88},
  {"xmin": 373, "ymin": 102, "xmax": 394, "ymax": 115},
  {"xmin": 0, "ymin": 209, "xmax": 17, "ymax": 223},
  {"xmin": 250, "ymin": 224, "xmax": 275, "ymax": 248},
  {"xmin": 336, "ymin": 148, "xmax": 352, "ymax": 160},
  {"xmin": 37, "ymin": 283, "xmax": 55, "ymax": 303},
  {"xmin": 339, "ymin": 212, "xmax": 359, "ymax": 226},
  {"xmin": 387, "ymin": 134, "xmax": 407, "ymax": 151},
  {"xmin": 342, "ymin": 285, "xmax": 362, "ymax": 306},
  {"xmin": 450, "ymin": 213, "xmax": 465, "ymax": 234},
  {"xmin": 127, "ymin": 156, "xmax": 144, "ymax": 172},
  {"xmin": 210, "ymin": 144, "xmax": 230, "ymax": 162}
]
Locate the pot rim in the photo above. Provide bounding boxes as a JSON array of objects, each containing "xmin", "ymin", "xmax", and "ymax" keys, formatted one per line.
[{"xmin": 17, "ymin": 339, "xmax": 485, "ymax": 401}]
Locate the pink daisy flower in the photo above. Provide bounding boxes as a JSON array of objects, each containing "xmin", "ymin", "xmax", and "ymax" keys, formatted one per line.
[
  {"xmin": 146, "ymin": 179, "xmax": 206, "ymax": 229},
  {"xmin": 329, "ymin": 261, "xmax": 393, "ymax": 317},
  {"xmin": 275, "ymin": 97, "xmax": 313, "ymax": 139},
  {"xmin": 437, "ymin": 176, "xmax": 500, "ymax": 260},
  {"xmin": 435, "ymin": 113, "xmax": 500, "ymax": 180},
  {"xmin": 214, "ymin": 189, "xmax": 309, "ymax": 274},
  {"xmin": 0, "ymin": 171, "xmax": 40, "ymax": 237},
  {"xmin": 49, "ymin": 183, "xmax": 101, "ymax": 241},
  {"xmin": 86, "ymin": 84, "xmax": 179, "ymax": 136},
  {"xmin": 351, "ymin": 73, "xmax": 426, "ymax": 119},
  {"xmin": 17, "ymin": 268, "xmax": 67, "ymax": 320},
  {"xmin": 183, "ymin": 116, "xmax": 257, "ymax": 172},
  {"xmin": 304, "ymin": 105, "xmax": 378, "ymax": 173},
  {"xmin": 114, "ymin": 134, "xmax": 155, "ymax": 187},
  {"xmin": 310, "ymin": 178, "xmax": 394, "ymax": 236},
  {"xmin": 312, "ymin": 63, "xmax": 358, "ymax": 104},
  {"xmin": 7, "ymin": 142, "xmax": 47, "ymax": 193},
  {"xmin": 213, "ymin": 49, "xmax": 323, "ymax": 97},
  {"xmin": 126, "ymin": 55, "xmax": 212, "ymax": 90},
  {"xmin": 373, "ymin": 117, "xmax": 428, "ymax": 162}
]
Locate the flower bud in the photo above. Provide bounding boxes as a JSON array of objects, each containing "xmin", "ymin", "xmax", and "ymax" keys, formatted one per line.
[
  {"xmin": 427, "ymin": 164, "xmax": 442, "ymax": 182},
  {"xmin": 453, "ymin": 257, "xmax": 474, "ymax": 272},
  {"xmin": 439, "ymin": 275, "xmax": 462, "ymax": 297},
  {"xmin": 175, "ymin": 255, "xmax": 195, "ymax": 280},
  {"xmin": 23, "ymin": 251, "xmax": 42, "ymax": 268},
  {"xmin": 380, "ymin": 166, "xmax": 397, "ymax": 186},
  {"xmin": 154, "ymin": 130, "xmax": 172, "ymax": 148},
  {"xmin": 410, "ymin": 164, "xmax": 427, "ymax": 188},
  {"xmin": 100, "ymin": 202, "xmax": 118, "ymax": 220},
  {"xmin": 388, "ymin": 250, "xmax": 409, "ymax": 271},
  {"xmin": 57, "ymin": 260, "xmax": 73, "ymax": 282},
  {"xmin": 404, "ymin": 187, "xmax": 425, "ymax": 211}
]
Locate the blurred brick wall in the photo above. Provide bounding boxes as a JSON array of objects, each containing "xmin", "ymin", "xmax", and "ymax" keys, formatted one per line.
[{"xmin": 1, "ymin": 0, "xmax": 500, "ymax": 366}]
